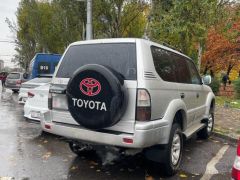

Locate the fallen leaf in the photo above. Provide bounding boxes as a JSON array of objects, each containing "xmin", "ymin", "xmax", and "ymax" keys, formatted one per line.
[
  {"xmin": 43, "ymin": 140, "xmax": 48, "ymax": 144},
  {"xmin": 71, "ymin": 166, "xmax": 78, "ymax": 170},
  {"xmin": 89, "ymin": 161, "xmax": 98, "ymax": 166},
  {"xmin": 42, "ymin": 152, "xmax": 52, "ymax": 160},
  {"xmin": 179, "ymin": 173, "xmax": 188, "ymax": 178},
  {"xmin": 145, "ymin": 175, "xmax": 154, "ymax": 180}
]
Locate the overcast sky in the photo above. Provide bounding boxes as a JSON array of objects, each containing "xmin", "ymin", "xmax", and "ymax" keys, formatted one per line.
[{"xmin": 0, "ymin": 0, "xmax": 20, "ymax": 68}]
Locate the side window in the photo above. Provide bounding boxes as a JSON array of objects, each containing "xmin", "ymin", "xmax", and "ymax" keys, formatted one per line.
[
  {"xmin": 173, "ymin": 56, "xmax": 191, "ymax": 84},
  {"xmin": 151, "ymin": 46, "xmax": 177, "ymax": 82},
  {"xmin": 187, "ymin": 60, "xmax": 202, "ymax": 85}
]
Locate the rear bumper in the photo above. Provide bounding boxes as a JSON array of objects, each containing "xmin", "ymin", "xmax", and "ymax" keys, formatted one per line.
[
  {"xmin": 24, "ymin": 103, "xmax": 47, "ymax": 121},
  {"xmin": 18, "ymin": 93, "xmax": 28, "ymax": 104},
  {"xmin": 41, "ymin": 111, "xmax": 171, "ymax": 148},
  {"xmin": 5, "ymin": 84, "xmax": 20, "ymax": 90}
]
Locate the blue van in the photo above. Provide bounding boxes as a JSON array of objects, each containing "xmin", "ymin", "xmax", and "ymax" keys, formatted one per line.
[{"xmin": 29, "ymin": 53, "xmax": 62, "ymax": 79}]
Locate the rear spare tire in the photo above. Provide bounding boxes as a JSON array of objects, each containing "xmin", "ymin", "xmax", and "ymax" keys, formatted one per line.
[{"xmin": 66, "ymin": 64, "xmax": 127, "ymax": 130}]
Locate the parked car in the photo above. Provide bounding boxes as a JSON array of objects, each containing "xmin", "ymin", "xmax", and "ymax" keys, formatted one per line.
[
  {"xmin": 18, "ymin": 77, "xmax": 51, "ymax": 104},
  {"xmin": 5, "ymin": 72, "xmax": 28, "ymax": 93},
  {"xmin": 41, "ymin": 38, "xmax": 215, "ymax": 176},
  {"xmin": 0, "ymin": 72, "xmax": 8, "ymax": 86},
  {"xmin": 232, "ymin": 138, "xmax": 240, "ymax": 180},
  {"xmin": 24, "ymin": 84, "xmax": 50, "ymax": 121}
]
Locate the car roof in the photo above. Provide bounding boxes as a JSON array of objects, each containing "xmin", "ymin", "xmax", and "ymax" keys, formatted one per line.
[{"xmin": 70, "ymin": 38, "xmax": 192, "ymax": 61}]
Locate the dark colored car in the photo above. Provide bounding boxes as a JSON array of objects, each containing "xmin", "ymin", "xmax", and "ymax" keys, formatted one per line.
[{"xmin": 0, "ymin": 72, "xmax": 9, "ymax": 86}]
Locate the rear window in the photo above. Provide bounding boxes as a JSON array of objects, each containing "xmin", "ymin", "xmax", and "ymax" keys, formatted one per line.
[
  {"xmin": 8, "ymin": 73, "xmax": 20, "ymax": 79},
  {"xmin": 56, "ymin": 43, "xmax": 137, "ymax": 80}
]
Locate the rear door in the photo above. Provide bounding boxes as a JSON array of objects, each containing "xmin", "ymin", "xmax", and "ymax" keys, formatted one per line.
[
  {"xmin": 186, "ymin": 60, "xmax": 206, "ymax": 121},
  {"xmin": 52, "ymin": 42, "xmax": 137, "ymax": 133},
  {"xmin": 174, "ymin": 55, "xmax": 197, "ymax": 127}
]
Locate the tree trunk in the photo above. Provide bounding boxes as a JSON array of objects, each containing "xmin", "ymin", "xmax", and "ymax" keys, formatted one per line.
[
  {"xmin": 198, "ymin": 42, "xmax": 203, "ymax": 71},
  {"xmin": 227, "ymin": 64, "xmax": 233, "ymax": 76}
]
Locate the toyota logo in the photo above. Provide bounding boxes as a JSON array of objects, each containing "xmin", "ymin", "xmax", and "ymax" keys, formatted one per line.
[{"xmin": 79, "ymin": 78, "xmax": 101, "ymax": 96}]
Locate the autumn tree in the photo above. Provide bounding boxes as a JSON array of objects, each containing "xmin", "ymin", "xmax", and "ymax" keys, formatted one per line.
[
  {"xmin": 150, "ymin": 0, "xmax": 230, "ymax": 66},
  {"xmin": 202, "ymin": 4, "xmax": 240, "ymax": 77}
]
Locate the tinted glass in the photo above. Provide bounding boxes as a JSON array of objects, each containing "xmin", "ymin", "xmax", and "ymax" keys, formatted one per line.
[
  {"xmin": 174, "ymin": 56, "xmax": 191, "ymax": 84},
  {"xmin": 57, "ymin": 43, "xmax": 137, "ymax": 80},
  {"xmin": 151, "ymin": 46, "xmax": 177, "ymax": 82},
  {"xmin": 8, "ymin": 73, "xmax": 20, "ymax": 79},
  {"xmin": 187, "ymin": 61, "xmax": 202, "ymax": 84}
]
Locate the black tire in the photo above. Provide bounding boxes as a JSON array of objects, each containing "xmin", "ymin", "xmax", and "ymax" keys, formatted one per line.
[
  {"xmin": 163, "ymin": 123, "xmax": 183, "ymax": 176},
  {"xmin": 12, "ymin": 90, "xmax": 19, "ymax": 93},
  {"xmin": 197, "ymin": 110, "xmax": 214, "ymax": 139},
  {"xmin": 69, "ymin": 142, "xmax": 95, "ymax": 156},
  {"xmin": 66, "ymin": 64, "xmax": 127, "ymax": 130}
]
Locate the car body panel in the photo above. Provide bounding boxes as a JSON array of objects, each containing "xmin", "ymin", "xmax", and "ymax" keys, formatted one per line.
[
  {"xmin": 24, "ymin": 84, "xmax": 50, "ymax": 121},
  {"xmin": 19, "ymin": 77, "xmax": 51, "ymax": 104}
]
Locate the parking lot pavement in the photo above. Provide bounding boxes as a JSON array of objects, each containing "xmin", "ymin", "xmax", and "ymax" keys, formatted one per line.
[{"xmin": 0, "ymin": 90, "xmax": 237, "ymax": 180}]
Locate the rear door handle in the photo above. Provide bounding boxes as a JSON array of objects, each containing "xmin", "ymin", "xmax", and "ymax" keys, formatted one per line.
[{"xmin": 180, "ymin": 93, "xmax": 185, "ymax": 99}]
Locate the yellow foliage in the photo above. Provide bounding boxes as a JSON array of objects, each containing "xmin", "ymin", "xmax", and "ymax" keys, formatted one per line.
[{"xmin": 229, "ymin": 70, "xmax": 239, "ymax": 81}]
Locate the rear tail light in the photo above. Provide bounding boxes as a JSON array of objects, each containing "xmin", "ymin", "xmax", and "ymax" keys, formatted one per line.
[
  {"xmin": 123, "ymin": 138, "xmax": 133, "ymax": 144},
  {"xmin": 52, "ymin": 93, "xmax": 68, "ymax": 110},
  {"xmin": 232, "ymin": 139, "xmax": 240, "ymax": 180},
  {"xmin": 48, "ymin": 92, "xmax": 52, "ymax": 110},
  {"xmin": 16, "ymin": 80, "xmax": 22, "ymax": 85},
  {"xmin": 27, "ymin": 92, "xmax": 35, "ymax": 98},
  {"xmin": 136, "ymin": 89, "xmax": 151, "ymax": 121}
]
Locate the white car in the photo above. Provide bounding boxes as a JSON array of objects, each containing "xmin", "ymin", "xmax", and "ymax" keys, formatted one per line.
[
  {"xmin": 18, "ymin": 77, "xmax": 51, "ymax": 104},
  {"xmin": 24, "ymin": 84, "xmax": 50, "ymax": 121}
]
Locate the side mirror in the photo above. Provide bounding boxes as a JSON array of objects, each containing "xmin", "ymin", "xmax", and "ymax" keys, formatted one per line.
[{"xmin": 202, "ymin": 75, "xmax": 212, "ymax": 85}]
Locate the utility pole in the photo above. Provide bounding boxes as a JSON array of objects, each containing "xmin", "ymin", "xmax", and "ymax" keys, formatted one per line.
[
  {"xmin": 86, "ymin": 0, "xmax": 93, "ymax": 40},
  {"xmin": 76, "ymin": 0, "xmax": 93, "ymax": 40}
]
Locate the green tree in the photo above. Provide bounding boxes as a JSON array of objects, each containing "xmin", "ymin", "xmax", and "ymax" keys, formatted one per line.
[
  {"xmin": 151, "ymin": 0, "xmax": 229, "ymax": 67},
  {"xmin": 93, "ymin": 0, "xmax": 148, "ymax": 38}
]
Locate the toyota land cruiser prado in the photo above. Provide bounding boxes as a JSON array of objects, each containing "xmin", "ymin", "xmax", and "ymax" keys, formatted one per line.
[{"xmin": 41, "ymin": 38, "xmax": 215, "ymax": 176}]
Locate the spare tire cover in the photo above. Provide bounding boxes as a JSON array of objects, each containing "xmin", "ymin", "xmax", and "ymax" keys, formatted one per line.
[{"xmin": 66, "ymin": 64, "xmax": 127, "ymax": 130}]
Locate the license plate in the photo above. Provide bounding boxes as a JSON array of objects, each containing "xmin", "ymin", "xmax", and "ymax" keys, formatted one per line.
[{"xmin": 31, "ymin": 111, "xmax": 41, "ymax": 118}]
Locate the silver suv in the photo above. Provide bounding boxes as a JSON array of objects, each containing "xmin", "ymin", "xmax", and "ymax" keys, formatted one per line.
[{"xmin": 41, "ymin": 38, "xmax": 215, "ymax": 176}]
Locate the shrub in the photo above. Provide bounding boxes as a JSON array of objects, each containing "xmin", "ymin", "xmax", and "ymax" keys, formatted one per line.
[
  {"xmin": 209, "ymin": 78, "xmax": 220, "ymax": 94},
  {"xmin": 233, "ymin": 78, "xmax": 240, "ymax": 99}
]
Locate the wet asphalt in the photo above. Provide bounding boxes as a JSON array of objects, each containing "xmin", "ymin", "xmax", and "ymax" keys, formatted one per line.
[{"xmin": 0, "ymin": 88, "xmax": 237, "ymax": 180}]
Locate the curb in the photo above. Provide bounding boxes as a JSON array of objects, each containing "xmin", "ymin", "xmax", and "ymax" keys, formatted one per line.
[{"xmin": 212, "ymin": 131, "xmax": 238, "ymax": 144}]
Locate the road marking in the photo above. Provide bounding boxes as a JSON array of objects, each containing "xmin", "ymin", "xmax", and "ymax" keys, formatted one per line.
[{"xmin": 200, "ymin": 145, "xmax": 229, "ymax": 180}]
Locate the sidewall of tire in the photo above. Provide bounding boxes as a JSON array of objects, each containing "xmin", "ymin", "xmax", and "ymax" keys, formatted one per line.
[{"xmin": 163, "ymin": 123, "xmax": 183, "ymax": 176}]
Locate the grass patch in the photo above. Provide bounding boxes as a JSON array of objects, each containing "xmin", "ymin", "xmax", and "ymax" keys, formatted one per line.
[{"xmin": 215, "ymin": 96, "xmax": 240, "ymax": 109}]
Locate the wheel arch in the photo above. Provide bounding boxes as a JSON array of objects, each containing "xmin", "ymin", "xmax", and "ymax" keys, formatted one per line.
[{"xmin": 205, "ymin": 92, "xmax": 215, "ymax": 115}]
